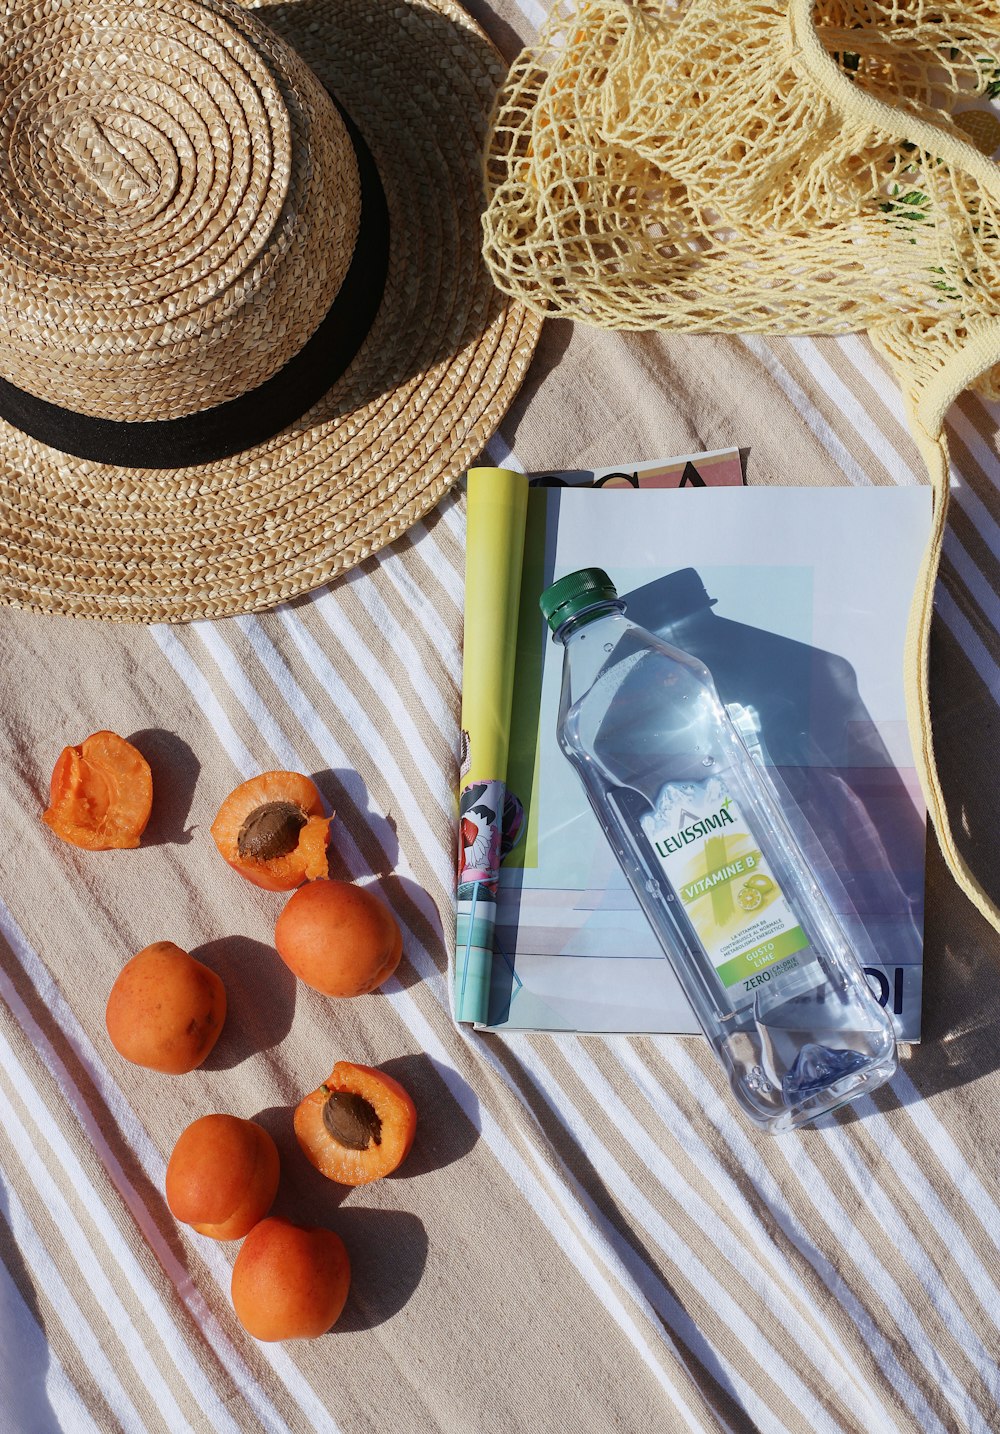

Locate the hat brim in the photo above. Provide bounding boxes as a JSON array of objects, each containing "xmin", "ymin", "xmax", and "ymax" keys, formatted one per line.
[{"xmin": 0, "ymin": 0, "xmax": 540, "ymax": 621}]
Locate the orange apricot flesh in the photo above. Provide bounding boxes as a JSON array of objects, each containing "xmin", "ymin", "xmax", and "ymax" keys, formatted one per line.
[
  {"xmin": 166, "ymin": 1115, "xmax": 280, "ymax": 1241},
  {"xmin": 210, "ymin": 771, "xmax": 331, "ymax": 891},
  {"xmin": 231, "ymin": 1216, "xmax": 350, "ymax": 1341},
  {"xmin": 294, "ymin": 1061, "xmax": 416, "ymax": 1186},
  {"xmin": 42, "ymin": 730, "xmax": 152, "ymax": 850},
  {"xmin": 105, "ymin": 942, "xmax": 226, "ymax": 1074}
]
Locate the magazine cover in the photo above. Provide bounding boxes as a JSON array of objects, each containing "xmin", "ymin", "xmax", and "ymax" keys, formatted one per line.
[{"xmin": 464, "ymin": 477, "xmax": 931, "ymax": 1040}]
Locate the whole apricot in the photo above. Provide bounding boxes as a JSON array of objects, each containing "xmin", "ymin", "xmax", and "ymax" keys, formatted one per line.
[
  {"xmin": 105, "ymin": 942, "xmax": 226, "ymax": 1073},
  {"xmin": 274, "ymin": 880, "xmax": 402, "ymax": 997},
  {"xmin": 231, "ymin": 1216, "xmax": 351, "ymax": 1341},
  {"xmin": 166, "ymin": 1115, "xmax": 279, "ymax": 1240}
]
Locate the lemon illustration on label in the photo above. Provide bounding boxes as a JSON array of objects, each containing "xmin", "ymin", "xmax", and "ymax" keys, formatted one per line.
[
  {"xmin": 745, "ymin": 874, "xmax": 774, "ymax": 895},
  {"xmin": 737, "ymin": 883, "xmax": 763, "ymax": 912}
]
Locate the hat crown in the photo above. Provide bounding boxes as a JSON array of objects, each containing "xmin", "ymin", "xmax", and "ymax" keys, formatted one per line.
[{"xmin": 0, "ymin": 0, "xmax": 360, "ymax": 421}]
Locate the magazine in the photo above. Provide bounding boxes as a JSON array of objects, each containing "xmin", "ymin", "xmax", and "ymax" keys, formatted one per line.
[{"xmin": 456, "ymin": 453, "xmax": 931, "ymax": 1041}]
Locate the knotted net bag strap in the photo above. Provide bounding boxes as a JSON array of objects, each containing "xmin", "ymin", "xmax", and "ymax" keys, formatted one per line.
[
  {"xmin": 890, "ymin": 327, "xmax": 1000, "ymax": 937},
  {"xmin": 793, "ymin": 1, "xmax": 1000, "ymax": 934}
]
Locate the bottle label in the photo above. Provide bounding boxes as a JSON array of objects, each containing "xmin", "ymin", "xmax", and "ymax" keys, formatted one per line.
[{"xmin": 640, "ymin": 781, "xmax": 810, "ymax": 1006}]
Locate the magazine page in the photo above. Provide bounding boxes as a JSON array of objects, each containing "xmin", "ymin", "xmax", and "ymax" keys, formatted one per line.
[
  {"xmin": 454, "ymin": 449, "xmax": 744, "ymax": 1024},
  {"xmin": 454, "ymin": 467, "xmax": 528, "ymax": 1024},
  {"xmin": 484, "ymin": 484, "xmax": 931, "ymax": 1039}
]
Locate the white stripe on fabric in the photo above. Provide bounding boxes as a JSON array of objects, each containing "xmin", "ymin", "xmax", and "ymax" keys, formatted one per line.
[
  {"xmin": 750, "ymin": 1114, "xmax": 964, "ymax": 1429},
  {"xmin": 788, "ymin": 338, "xmax": 920, "ymax": 486},
  {"xmin": 943, "ymin": 529, "xmax": 1000, "ymax": 637},
  {"xmin": 373, "ymin": 541, "xmax": 464, "ymax": 661},
  {"xmin": 403, "ymin": 517, "xmax": 465, "ymax": 610},
  {"xmin": 0, "ymin": 1197, "xmax": 102, "ymax": 1434},
  {"xmin": 338, "ymin": 576, "xmax": 456, "ymax": 736},
  {"xmin": 151, "ymin": 626, "xmax": 255, "ymax": 776},
  {"xmin": 274, "ymin": 606, "xmax": 453, "ymax": 831},
  {"xmin": 818, "ymin": 1124, "xmax": 1000, "ymax": 1427},
  {"xmin": 545, "ymin": 1036, "xmax": 881, "ymax": 1433},
  {"xmin": 847, "ymin": 1095, "xmax": 1000, "ymax": 1327},
  {"xmin": 947, "ymin": 405, "xmax": 1000, "ymax": 498},
  {"xmin": 177, "ymin": 622, "xmax": 715, "ymax": 1429},
  {"xmin": 882, "ymin": 1068, "xmax": 1000, "ymax": 1264},
  {"xmin": 833, "ymin": 336, "xmax": 912, "ymax": 431},
  {"xmin": 0, "ymin": 1042, "xmax": 198, "ymax": 1434},
  {"xmin": 738, "ymin": 336, "xmax": 873, "ymax": 487},
  {"xmin": 0, "ymin": 1171, "xmax": 146, "ymax": 1434},
  {"xmin": 0, "ymin": 896, "xmax": 329, "ymax": 1434},
  {"xmin": 602, "ymin": 1037, "xmax": 898, "ymax": 1429},
  {"xmin": 485, "ymin": 432, "xmax": 526, "ymax": 472},
  {"xmin": 654, "ymin": 1041, "xmax": 952, "ymax": 1434}
]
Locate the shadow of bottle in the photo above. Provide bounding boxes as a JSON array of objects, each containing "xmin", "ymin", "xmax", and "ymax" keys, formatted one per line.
[{"xmin": 621, "ymin": 568, "xmax": 926, "ymax": 1023}]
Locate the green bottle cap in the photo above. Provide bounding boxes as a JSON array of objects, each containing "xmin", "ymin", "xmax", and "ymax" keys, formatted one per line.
[{"xmin": 539, "ymin": 567, "xmax": 619, "ymax": 632}]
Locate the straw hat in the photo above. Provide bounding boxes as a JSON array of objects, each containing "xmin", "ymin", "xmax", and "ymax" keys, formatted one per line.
[{"xmin": 0, "ymin": 0, "xmax": 540, "ymax": 621}]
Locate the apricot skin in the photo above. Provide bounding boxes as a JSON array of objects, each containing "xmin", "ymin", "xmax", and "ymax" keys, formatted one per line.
[
  {"xmin": 231, "ymin": 1216, "xmax": 350, "ymax": 1341},
  {"xmin": 274, "ymin": 880, "xmax": 402, "ymax": 997},
  {"xmin": 166, "ymin": 1115, "xmax": 279, "ymax": 1241},
  {"xmin": 105, "ymin": 942, "xmax": 226, "ymax": 1074}
]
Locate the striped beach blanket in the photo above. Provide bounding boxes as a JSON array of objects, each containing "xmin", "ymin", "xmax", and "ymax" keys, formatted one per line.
[{"xmin": 2, "ymin": 6, "xmax": 1000, "ymax": 1428}]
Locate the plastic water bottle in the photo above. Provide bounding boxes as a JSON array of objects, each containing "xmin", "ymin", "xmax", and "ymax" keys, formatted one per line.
[{"xmin": 539, "ymin": 568, "xmax": 898, "ymax": 1132}]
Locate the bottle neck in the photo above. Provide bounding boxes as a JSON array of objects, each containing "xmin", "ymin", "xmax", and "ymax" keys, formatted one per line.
[{"xmin": 551, "ymin": 598, "xmax": 626, "ymax": 644}]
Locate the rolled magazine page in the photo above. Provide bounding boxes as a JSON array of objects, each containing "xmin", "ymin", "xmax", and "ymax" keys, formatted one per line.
[{"xmin": 454, "ymin": 467, "xmax": 529, "ymax": 1023}]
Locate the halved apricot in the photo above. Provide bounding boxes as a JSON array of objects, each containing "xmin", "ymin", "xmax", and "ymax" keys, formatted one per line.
[
  {"xmin": 210, "ymin": 772, "xmax": 331, "ymax": 891},
  {"xmin": 166, "ymin": 1114, "xmax": 280, "ymax": 1240},
  {"xmin": 294, "ymin": 1061, "xmax": 416, "ymax": 1185},
  {"xmin": 42, "ymin": 730, "xmax": 152, "ymax": 850}
]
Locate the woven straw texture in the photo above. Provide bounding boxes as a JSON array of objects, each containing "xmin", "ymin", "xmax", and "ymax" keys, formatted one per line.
[
  {"xmin": 2, "ymin": 0, "xmax": 358, "ymax": 421},
  {"xmin": 0, "ymin": 0, "xmax": 541, "ymax": 621},
  {"xmin": 483, "ymin": 0, "xmax": 1000, "ymax": 945}
]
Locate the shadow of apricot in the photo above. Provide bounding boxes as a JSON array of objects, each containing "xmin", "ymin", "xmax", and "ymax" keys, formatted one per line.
[
  {"xmin": 333, "ymin": 1209, "xmax": 428, "ymax": 1332},
  {"xmin": 194, "ymin": 937, "xmax": 296, "ymax": 1068},
  {"xmin": 308, "ymin": 767, "xmax": 400, "ymax": 878},
  {"xmin": 250, "ymin": 1103, "xmax": 351, "ymax": 1219},
  {"xmin": 128, "ymin": 728, "xmax": 200, "ymax": 847},
  {"xmin": 376, "ymin": 1053, "xmax": 479, "ymax": 1178}
]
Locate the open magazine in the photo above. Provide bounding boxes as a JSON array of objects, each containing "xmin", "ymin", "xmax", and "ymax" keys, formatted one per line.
[{"xmin": 456, "ymin": 451, "xmax": 931, "ymax": 1040}]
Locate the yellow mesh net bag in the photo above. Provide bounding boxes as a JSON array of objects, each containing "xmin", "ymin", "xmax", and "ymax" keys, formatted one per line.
[{"xmin": 483, "ymin": 0, "xmax": 1000, "ymax": 933}]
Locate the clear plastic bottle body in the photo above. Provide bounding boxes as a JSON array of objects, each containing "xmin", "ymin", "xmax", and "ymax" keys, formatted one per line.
[{"xmin": 553, "ymin": 601, "xmax": 897, "ymax": 1132}]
